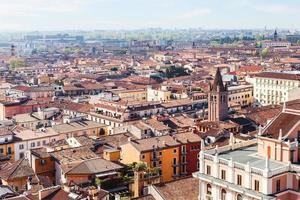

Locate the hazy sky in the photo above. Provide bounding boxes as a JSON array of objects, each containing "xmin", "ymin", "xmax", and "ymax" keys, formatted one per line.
[{"xmin": 0, "ymin": 0, "xmax": 299, "ymax": 31}]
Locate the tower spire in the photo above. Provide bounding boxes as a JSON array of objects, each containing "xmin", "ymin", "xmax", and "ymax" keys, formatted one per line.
[
  {"xmin": 274, "ymin": 29, "xmax": 278, "ymax": 41},
  {"xmin": 211, "ymin": 68, "xmax": 226, "ymax": 92}
]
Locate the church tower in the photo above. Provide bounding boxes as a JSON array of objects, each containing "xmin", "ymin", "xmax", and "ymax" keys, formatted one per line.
[
  {"xmin": 208, "ymin": 68, "xmax": 228, "ymax": 122},
  {"xmin": 273, "ymin": 30, "xmax": 278, "ymax": 41}
]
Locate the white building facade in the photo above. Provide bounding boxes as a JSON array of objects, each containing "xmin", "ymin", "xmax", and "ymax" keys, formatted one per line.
[{"xmin": 253, "ymin": 72, "xmax": 300, "ymax": 106}]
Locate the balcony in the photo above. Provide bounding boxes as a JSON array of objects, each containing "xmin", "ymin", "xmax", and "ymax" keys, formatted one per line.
[
  {"xmin": 172, "ymin": 163, "xmax": 180, "ymax": 167},
  {"xmin": 181, "ymin": 161, "xmax": 188, "ymax": 165},
  {"xmin": 172, "ymin": 174, "xmax": 181, "ymax": 178},
  {"xmin": 180, "ymin": 172, "xmax": 188, "ymax": 176},
  {"xmin": 181, "ymin": 151, "xmax": 187, "ymax": 155},
  {"xmin": 151, "ymin": 157, "xmax": 159, "ymax": 161}
]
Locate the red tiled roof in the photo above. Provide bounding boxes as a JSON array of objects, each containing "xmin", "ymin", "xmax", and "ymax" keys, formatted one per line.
[
  {"xmin": 0, "ymin": 158, "xmax": 35, "ymax": 181},
  {"xmin": 12, "ymin": 86, "xmax": 31, "ymax": 92},
  {"xmin": 255, "ymin": 72, "xmax": 300, "ymax": 80},
  {"xmin": 263, "ymin": 112, "xmax": 300, "ymax": 139},
  {"xmin": 154, "ymin": 177, "xmax": 199, "ymax": 200},
  {"xmin": 239, "ymin": 66, "xmax": 263, "ymax": 73}
]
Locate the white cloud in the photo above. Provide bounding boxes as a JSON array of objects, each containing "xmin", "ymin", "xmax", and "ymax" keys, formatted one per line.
[
  {"xmin": 0, "ymin": 0, "xmax": 93, "ymax": 17},
  {"xmin": 181, "ymin": 8, "xmax": 212, "ymax": 18},
  {"xmin": 255, "ymin": 4, "xmax": 296, "ymax": 14}
]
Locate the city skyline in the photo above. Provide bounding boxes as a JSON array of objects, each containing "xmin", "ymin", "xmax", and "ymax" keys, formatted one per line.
[{"xmin": 0, "ymin": 0, "xmax": 300, "ymax": 31}]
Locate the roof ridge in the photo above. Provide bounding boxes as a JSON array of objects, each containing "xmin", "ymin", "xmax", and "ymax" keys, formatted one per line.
[{"xmin": 7, "ymin": 158, "xmax": 26, "ymax": 180}]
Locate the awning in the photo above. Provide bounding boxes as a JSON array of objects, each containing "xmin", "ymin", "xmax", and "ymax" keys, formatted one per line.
[{"xmin": 96, "ymin": 171, "xmax": 117, "ymax": 178}]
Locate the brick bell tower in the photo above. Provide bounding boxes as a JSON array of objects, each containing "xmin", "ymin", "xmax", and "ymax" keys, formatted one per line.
[{"xmin": 208, "ymin": 68, "xmax": 228, "ymax": 122}]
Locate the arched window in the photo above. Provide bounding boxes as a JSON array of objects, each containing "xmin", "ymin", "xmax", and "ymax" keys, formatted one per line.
[
  {"xmin": 237, "ymin": 194, "xmax": 243, "ymax": 200},
  {"xmin": 207, "ymin": 184, "xmax": 212, "ymax": 195},
  {"xmin": 99, "ymin": 128, "xmax": 105, "ymax": 135},
  {"xmin": 221, "ymin": 189, "xmax": 226, "ymax": 200}
]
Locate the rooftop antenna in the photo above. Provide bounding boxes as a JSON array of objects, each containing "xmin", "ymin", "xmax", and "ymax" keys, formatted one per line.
[{"xmin": 282, "ymin": 101, "xmax": 286, "ymax": 112}]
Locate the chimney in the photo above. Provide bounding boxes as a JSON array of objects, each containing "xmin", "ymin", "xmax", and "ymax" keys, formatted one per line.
[
  {"xmin": 200, "ymin": 139, "xmax": 205, "ymax": 150},
  {"xmin": 258, "ymin": 125, "xmax": 263, "ymax": 136},
  {"xmin": 27, "ymin": 176, "xmax": 33, "ymax": 190},
  {"xmin": 278, "ymin": 129, "xmax": 282, "ymax": 141},
  {"xmin": 264, "ymin": 156, "xmax": 270, "ymax": 172},
  {"xmin": 282, "ymin": 101, "xmax": 286, "ymax": 112},
  {"xmin": 38, "ymin": 189, "xmax": 42, "ymax": 200}
]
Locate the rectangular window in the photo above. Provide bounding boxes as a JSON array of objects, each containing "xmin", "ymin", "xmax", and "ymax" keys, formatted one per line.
[
  {"xmin": 40, "ymin": 160, "xmax": 47, "ymax": 165},
  {"xmin": 254, "ymin": 180, "xmax": 259, "ymax": 191},
  {"xmin": 173, "ymin": 167, "xmax": 177, "ymax": 175},
  {"xmin": 173, "ymin": 158, "xmax": 177, "ymax": 165},
  {"xmin": 237, "ymin": 174, "xmax": 242, "ymax": 185},
  {"xmin": 173, "ymin": 149, "xmax": 177, "ymax": 154},
  {"xmin": 37, "ymin": 141, "xmax": 41, "ymax": 147},
  {"xmin": 31, "ymin": 142, "xmax": 35, "ymax": 148},
  {"xmin": 19, "ymin": 152, "xmax": 24, "ymax": 159},
  {"xmin": 19, "ymin": 144, "xmax": 24, "ymax": 150},
  {"xmin": 182, "ymin": 165, "xmax": 186, "ymax": 173},
  {"xmin": 276, "ymin": 180, "xmax": 280, "ymax": 192},
  {"xmin": 207, "ymin": 165, "xmax": 211, "ymax": 175},
  {"xmin": 221, "ymin": 170, "xmax": 226, "ymax": 180},
  {"xmin": 182, "ymin": 156, "xmax": 186, "ymax": 163},
  {"xmin": 182, "ymin": 145, "xmax": 186, "ymax": 153},
  {"xmin": 7, "ymin": 147, "xmax": 12, "ymax": 154}
]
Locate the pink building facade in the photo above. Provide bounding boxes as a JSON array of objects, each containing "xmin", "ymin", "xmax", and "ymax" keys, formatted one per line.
[{"xmin": 193, "ymin": 104, "xmax": 300, "ymax": 200}]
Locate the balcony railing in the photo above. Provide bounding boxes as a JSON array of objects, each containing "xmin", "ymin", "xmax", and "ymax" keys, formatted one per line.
[
  {"xmin": 181, "ymin": 151, "xmax": 187, "ymax": 155},
  {"xmin": 234, "ymin": 162, "xmax": 245, "ymax": 170},
  {"xmin": 151, "ymin": 156, "xmax": 160, "ymax": 161},
  {"xmin": 251, "ymin": 167, "xmax": 263, "ymax": 176},
  {"xmin": 181, "ymin": 161, "xmax": 188, "ymax": 165},
  {"xmin": 172, "ymin": 163, "xmax": 180, "ymax": 167},
  {"xmin": 268, "ymin": 165, "xmax": 290, "ymax": 177},
  {"xmin": 219, "ymin": 158, "xmax": 229, "ymax": 166},
  {"xmin": 204, "ymin": 154, "xmax": 214, "ymax": 161}
]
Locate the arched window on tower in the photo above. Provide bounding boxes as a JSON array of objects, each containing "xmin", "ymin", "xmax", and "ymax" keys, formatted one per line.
[
  {"xmin": 237, "ymin": 194, "xmax": 243, "ymax": 200},
  {"xmin": 206, "ymin": 184, "xmax": 212, "ymax": 195},
  {"xmin": 221, "ymin": 189, "xmax": 226, "ymax": 200}
]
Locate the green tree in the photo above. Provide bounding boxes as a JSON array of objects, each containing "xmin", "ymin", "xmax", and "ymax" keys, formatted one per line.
[
  {"xmin": 9, "ymin": 59, "xmax": 25, "ymax": 69},
  {"xmin": 31, "ymin": 48, "xmax": 38, "ymax": 55},
  {"xmin": 261, "ymin": 48, "xmax": 270, "ymax": 58},
  {"xmin": 165, "ymin": 66, "xmax": 189, "ymax": 78},
  {"xmin": 95, "ymin": 177, "xmax": 103, "ymax": 187},
  {"xmin": 133, "ymin": 162, "xmax": 147, "ymax": 171},
  {"xmin": 54, "ymin": 80, "xmax": 64, "ymax": 86},
  {"xmin": 111, "ymin": 67, "xmax": 118, "ymax": 71}
]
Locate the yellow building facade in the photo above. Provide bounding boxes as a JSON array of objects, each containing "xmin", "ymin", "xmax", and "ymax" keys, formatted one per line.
[
  {"xmin": 121, "ymin": 141, "xmax": 180, "ymax": 182},
  {"xmin": 116, "ymin": 89, "xmax": 147, "ymax": 101}
]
